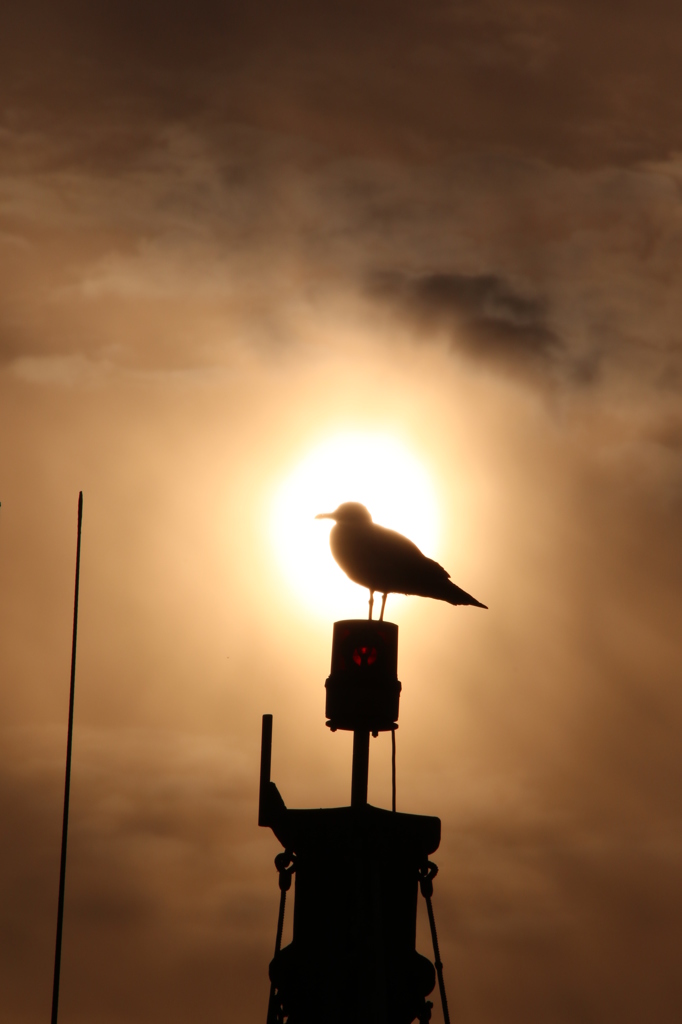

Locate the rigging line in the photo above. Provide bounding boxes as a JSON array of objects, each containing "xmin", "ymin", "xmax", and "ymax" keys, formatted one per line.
[
  {"xmin": 267, "ymin": 851, "xmax": 295, "ymax": 1024},
  {"xmin": 419, "ymin": 861, "xmax": 451, "ymax": 1024},
  {"xmin": 266, "ymin": 887, "xmax": 287, "ymax": 1024},
  {"xmin": 51, "ymin": 492, "xmax": 83, "ymax": 1024},
  {"xmin": 425, "ymin": 890, "xmax": 450, "ymax": 1024},
  {"xmin": 274, "ymin": 888, "xmax": 287, "ymax": 957}
]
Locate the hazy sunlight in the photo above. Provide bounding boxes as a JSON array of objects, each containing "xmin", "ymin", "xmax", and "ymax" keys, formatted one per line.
[{"xmin": 271, "ymin": 433, "xmax": 439, "ymax": 618}]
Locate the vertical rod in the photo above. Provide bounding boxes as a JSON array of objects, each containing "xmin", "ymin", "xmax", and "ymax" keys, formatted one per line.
[
  {"xmin": 51, "ymin": 491, "xmax": 83, "ymax": 1024},
  {"xmin": 350, "ymin": 729, "xmax": 370, "ymax": 807},
  {"xmin": 391, "ymin": 727, "xmax": 397, "ymax": 813},
  {"xmin": 259, "ymin": 714, "xmax": 273, "ymax": 826}
]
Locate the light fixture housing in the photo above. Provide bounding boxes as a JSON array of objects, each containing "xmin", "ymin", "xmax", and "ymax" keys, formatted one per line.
[{"xmin": 325, "ymin": 619, "xmax": 401, "ymax": 733}]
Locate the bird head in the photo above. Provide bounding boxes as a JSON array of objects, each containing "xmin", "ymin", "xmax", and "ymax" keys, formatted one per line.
[{"xmin": 315, "ymin": 502, "xmax": 373, "ymax": 524}]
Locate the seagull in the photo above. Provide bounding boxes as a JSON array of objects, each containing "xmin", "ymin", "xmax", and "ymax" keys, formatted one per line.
[{"xmin": 315, "ymin": 501, "xmax": 487, "ymax": 620}]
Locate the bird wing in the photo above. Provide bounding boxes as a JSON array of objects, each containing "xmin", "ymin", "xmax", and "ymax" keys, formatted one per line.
[{"xmin": 330, "ymin": 522, "xmax": 451, "ymax": 594}]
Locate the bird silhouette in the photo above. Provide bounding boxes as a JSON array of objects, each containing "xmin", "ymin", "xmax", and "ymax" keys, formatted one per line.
[{"xmin": 316, "ymin": 501, "xmax": 487, "ymax": 620}]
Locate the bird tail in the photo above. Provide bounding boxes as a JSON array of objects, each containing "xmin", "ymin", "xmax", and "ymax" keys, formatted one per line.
[{"xmin": 442, "ymin": 580, "xmax": 488, "ymax": 609}]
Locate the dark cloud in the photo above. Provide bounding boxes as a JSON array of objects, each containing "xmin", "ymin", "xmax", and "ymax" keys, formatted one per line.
[
  {"xmin": 3, "ymin": 1, "xmax": 682, "ymax": 167},
  {"xmin": 368, "ymin": 270, "xmax": 560, "ymax": 371},
  {"xmin": 2, "ymin": 126, "xmax": 682, "ymax": 391}
]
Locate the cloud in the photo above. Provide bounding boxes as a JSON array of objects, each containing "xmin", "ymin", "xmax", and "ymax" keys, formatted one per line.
[
  {"xmin": 2, "ymin": 124, "xmax": 682, "ymax": 398},
  {"xmin": 0, "ymin": 726, "xmax": 272, "ymax": 1023},
  {"xmin": 4, "ymin": 0, "xmax": 682, "ymax": 168},
  {"xmin": 368, "ymin": 269, "xmax": 559, "ymax": 371}
]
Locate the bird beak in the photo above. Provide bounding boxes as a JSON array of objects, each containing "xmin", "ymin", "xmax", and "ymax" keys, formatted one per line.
[{"xmin": 315, "ymin": 512, "xmax": 333, "ymax": 520}]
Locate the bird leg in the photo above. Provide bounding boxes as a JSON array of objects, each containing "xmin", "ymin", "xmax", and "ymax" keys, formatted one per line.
[
  {"xmin": 379, "ymin": 593, "xmax": 388, "ymax": 621},
  {"xmin": 368, "ymin": 590, "xmax": 374, "ymax": 620}
]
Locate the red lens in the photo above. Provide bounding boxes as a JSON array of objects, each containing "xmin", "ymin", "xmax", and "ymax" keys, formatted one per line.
[{"xmin": 352, "ymin": 646, "xmax": 378, "ymax": 666}]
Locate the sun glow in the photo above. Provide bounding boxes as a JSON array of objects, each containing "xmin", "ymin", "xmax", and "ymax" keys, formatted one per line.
[{"xmin": 271, "ymin": 434, "xmax": 439, "ymax": 619}]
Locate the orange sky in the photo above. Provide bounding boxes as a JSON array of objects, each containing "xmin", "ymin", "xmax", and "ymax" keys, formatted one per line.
[{"xmin": 1, "ymin": 4, "xmax": 682, "ymax": 1023}]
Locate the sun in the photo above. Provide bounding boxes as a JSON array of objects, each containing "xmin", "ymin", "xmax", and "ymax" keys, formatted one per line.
[{"xmin": 271, "ymin": 433, "xmax": 439, "ymax": 619}]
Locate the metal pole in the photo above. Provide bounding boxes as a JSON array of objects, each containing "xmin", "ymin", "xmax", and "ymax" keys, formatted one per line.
[
  {"xmin": 50, "ymin": 492, "xmax": 83, "ymax": 1024},
  {"xmin": 259, "ymin": 714, "xmax": 273, "ymax": 827},
  {"xmin": 350, "ymin": 729, "xmax": 370, "ymax": 807},
  {"xmin": 391, "ymin": 727, "xmax": 397, "ymax": 813}
]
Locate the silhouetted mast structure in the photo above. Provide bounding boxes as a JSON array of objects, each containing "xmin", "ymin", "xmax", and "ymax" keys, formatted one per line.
[
  {"xmin": 51, "ymin": 492, "xmax": 84, "ymax": 1024},
  {"xmin": 259, "ymin": 617, "xmax": 451, "ymax": 1023}
]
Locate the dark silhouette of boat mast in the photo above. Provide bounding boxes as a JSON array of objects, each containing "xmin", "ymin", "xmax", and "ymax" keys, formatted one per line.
[{"xmin": 260, "ymin": 616, "xmax": 454, "ymax": 1023}]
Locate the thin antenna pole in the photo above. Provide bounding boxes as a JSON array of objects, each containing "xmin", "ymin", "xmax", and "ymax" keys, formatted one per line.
[{"xmin": 51, "ymin": 491, "xmax": 83, "ymax": 1024}]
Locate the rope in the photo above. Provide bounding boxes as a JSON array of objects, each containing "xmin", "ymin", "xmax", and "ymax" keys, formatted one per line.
[
  {"xmin": 391, "ymin": 727, "xmax": 397, "ymax": 813},
  {"xmin": 266, "ymin": 851, "xmax": 296, "ymax": 1024},
  {"xmin": 274, "ymin": 888, "xmax": 287, "ymax": 960},
  {"xmin": 418, "ymin": 861, "xmax": 451, "ymax": 1024}
]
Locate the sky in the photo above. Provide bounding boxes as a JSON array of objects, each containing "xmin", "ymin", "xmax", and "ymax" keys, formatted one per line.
[{"xmin": 1, "ymin": 2, "xmax": 681, "ymax": 1022}]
